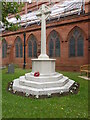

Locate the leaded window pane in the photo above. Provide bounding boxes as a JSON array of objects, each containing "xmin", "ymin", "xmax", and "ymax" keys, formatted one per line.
[
  {"xmin": 49, "ymin": 39, "xmax": 54, "ymax": 57},
  {"xmin": 33, "ymin": 41, "xmax": 37, "ymax": 57},
  {"xmin": 28, "ymin": 41, "xmax": 32, "ymax": 57},
  {"xmin": 15, "ymin": 37, "xmax": 22, "ymax": 58},
  {"xmin": 31, "ymin": 34, "xmax": 35, "ymax": 41},
  {"xmin": 2, "ymin": 44, "xmax": 4, "ymax": 58},
  {"xmin": 5, "ymin": 44, "xmax": 7, "ymax": 57},
  {"xmin": 20, "ymin": 43, "xmax": 23, "ymax": 57},
  {"xmin": 49, "ymin": 30, "xmax": 60, "ymax": 58},
  {"xmin": 55, "ymin": 38, "xmax": 60, "ymax": 57},
  {"xmin": 28, "ymin": 35, "xmax": 37, "ymax": 58},
  {"xmin": 50, "ymin": 30, "xmax": 58, "ymax": 39},
  {"xmin": 16, "ymin": 43, "xmax": 19, "ymax": 57},
  {"xmin": 17, "ymin": 37, "xmax": 21, "ymax": 42},
  {"xmin": 73, "ymin": 28, "xmax": 79, "ymax": 37},
  {"xmin": 77, "ymin": 35, "xmax": 84, "ymax": 56},
  {"xmin": 69, "ymin": 36, "xmax": 75, "ymax": 57},
  {"xmin": 2, "ymin": 40, "xmax": 7, "ymax": 58}
]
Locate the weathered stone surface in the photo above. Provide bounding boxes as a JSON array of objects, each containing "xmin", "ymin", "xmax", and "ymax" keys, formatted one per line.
[{"xmin": 8, "ymin": 64, "xmax": 14, "ymax": 74}]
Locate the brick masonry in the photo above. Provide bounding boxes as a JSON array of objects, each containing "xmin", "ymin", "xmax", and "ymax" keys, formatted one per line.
[{"xmin": 0, "ymin": 2, "xmax": 90, "ymax": 72}]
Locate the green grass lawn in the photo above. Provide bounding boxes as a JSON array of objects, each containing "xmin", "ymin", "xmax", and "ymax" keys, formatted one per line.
[{"xmin": 2, "ymin": 68, "xmax": 88, "ymax": 118}]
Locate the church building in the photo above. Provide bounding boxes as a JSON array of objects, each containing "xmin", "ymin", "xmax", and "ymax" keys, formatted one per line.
[{"xmin": 1, "ymin": 0, "xmax": 90, "ymax": 72}]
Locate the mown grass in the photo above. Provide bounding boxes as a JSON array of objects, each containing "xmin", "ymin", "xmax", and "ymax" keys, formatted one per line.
[{"xmin": 2, "ymin": 68, "xmax": 88, "ymax": 118}]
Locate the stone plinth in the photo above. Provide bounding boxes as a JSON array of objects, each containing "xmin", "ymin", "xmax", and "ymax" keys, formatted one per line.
[
  {"xmin": 13, "ymin": 58, "xmax": 75, "ymax": 97},
  {"xmin": 32, "ymin": 59, "xmax": 55, "ymax": 75}
]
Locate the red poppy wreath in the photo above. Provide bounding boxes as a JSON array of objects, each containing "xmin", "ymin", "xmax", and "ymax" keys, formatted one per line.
[{"xmin": 34, "ymin": 72, "xmax": 40, "ymax": 77}]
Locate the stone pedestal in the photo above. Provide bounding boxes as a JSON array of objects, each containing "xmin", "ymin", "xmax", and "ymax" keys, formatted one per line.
[
  {"xmin": 13, "ymin": 58, "xmax": 75, "ymax": 96},
  {"xmin": 32, "ymin": 59, "xmax": 55, "ymax": 75}
]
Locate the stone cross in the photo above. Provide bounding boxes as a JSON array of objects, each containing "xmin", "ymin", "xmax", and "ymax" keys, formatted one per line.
[{"xmin": 36, "ymin": 4, "xmax": 51, "ymax": 59}]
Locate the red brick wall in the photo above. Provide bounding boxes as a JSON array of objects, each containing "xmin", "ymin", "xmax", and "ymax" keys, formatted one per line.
[
  {"xmin": 1, "ymin": 9, "xmax": 89, "ymax": 72},
  {"xmin": 46, "ymin": 21, "xmax": 89, "ymax": 72}
]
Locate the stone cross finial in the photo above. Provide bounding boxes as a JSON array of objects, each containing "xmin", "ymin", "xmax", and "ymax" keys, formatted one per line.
[{"xmin": 36, "ymin": 4, "xmax": 51, "ymax": 59}]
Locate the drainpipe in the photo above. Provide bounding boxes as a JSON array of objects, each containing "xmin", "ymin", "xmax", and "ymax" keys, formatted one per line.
[{"xmin": 23, "ymin": 32, "xmax": 26, "ymax": 69}]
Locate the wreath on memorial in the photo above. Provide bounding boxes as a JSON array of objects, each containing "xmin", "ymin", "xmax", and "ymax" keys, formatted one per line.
[{"xmin": 34, "ymin": 72, "xmax": 40, "ymax": 77}]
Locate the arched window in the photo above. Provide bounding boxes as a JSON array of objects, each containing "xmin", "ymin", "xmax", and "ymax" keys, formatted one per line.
[
  {"xmin": 28, "ymin": 34, "xmax": 37, "ymax": 58},
  {"xmin": 2, "ymin": 39, "xmax": 7, "ymax": 58},
  {"xmin": 33, "ymin": 40, "xmax": 37, "ymax": 57},
  {"xmin": 49, "ymin": 30, "xmax": 60, "ymax": 57},
  {"xmin": 55, "ymin": 38, "xmax": 60, "ymax": 57},
  {"xmin": 49, "ymin": 39, "xmax": 54, "ymax": 57},
  {"xmin": 69, "ymin": 36, "xmax": 75, "ymax": 57},
  {"xmin": 69, "ymin": 27, "xmax": 84, "ymax": 57},
  {"xmin": 28, "ymin": 41, "xmax": 32, "ymax": 57},
  {"xmin": 15, "ymin": 37, "xmax": 23, "ymax": 58},
  {"xmin": 77, "ymin": 35, "xmax": 84, "ymax": 56}
]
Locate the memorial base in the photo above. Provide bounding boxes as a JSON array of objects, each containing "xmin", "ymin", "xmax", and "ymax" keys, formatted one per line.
[{"xmin": 12, "ymin": 58, "xmax": 75, "ymax": 97}]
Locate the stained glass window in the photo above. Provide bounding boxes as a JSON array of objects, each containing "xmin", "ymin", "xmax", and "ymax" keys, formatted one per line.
[
  {"xmin": 51, "ymin": 30, "xmax": 58, "ymax": 38},
  {"xmin": 49, "ymin": 30, "xmax": 60, "ymax": 57},
  {"xmin": 55, "ymin": 38, "xmax": 60, "ymax": 57},
  {"xmin": 69, "ymin": 27, "xmax": 84, "ymax": 57},
  {"xmin": 28, "ymin": 41, "xmax": 32, "ymax": 57},
  {"xmin": 20, "ymin": 43, "xmax": 23, "ymax": 57},
  {"xmin": 69, "ymin": 36, "xmax": 75, "ymax": 57},
  {"xmin": 15, "ymin": 37, "xmax": 23, "ymax": 58},
  {"xmin": 49, "ymin": 39, "xmax": 54, "ymax": 57},
  {"xmin": 15, "ymin": 43, "xmax": 19, "ymax": 57},
  {"xmin": 73, "ymin": 28, "xmax": 79, "ymax": 37},
  {"xmin": 77, "ymin": 35, "xmax": 84, "ymax": 56},
  {"xmin": 33, "ymin": 40, "xmax": 37, "ymax": 57},
  {"xmin": 2, "ymin": 39, "xmax": 7, "ymax": 58},
  {"xmin": 28, "ymin": 34, "xmax": 37, "ymax": 58}
]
